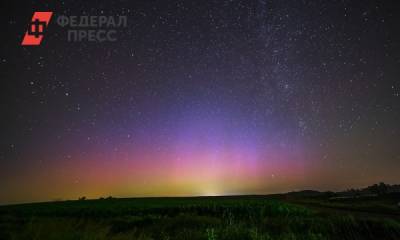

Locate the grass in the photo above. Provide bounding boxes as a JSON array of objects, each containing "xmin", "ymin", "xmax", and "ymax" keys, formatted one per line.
[{"xmin": 0, "ymin": 196, "xmax": 399, "ymax": 240}]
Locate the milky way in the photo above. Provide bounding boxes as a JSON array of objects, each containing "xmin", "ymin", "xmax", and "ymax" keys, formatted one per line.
[{"xmin": 1, "ymin": 0, "xmax": 399, "ymax": 204}]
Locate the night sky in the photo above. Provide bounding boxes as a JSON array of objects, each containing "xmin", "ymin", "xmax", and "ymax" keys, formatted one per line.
[{"xmin": 1, "ymin": 0, "xmax": 400, "ymax": 204}]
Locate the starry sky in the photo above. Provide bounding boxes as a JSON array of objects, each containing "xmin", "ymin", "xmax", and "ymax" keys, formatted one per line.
[{"xmin": 1, "ymin": 0, "xmax": 400, "ymax": 204}]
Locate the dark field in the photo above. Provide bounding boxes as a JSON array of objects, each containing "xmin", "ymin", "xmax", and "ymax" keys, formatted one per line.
[{"xmin": 1, "ymin": 195, "xmax": 400, "ymax": 240}]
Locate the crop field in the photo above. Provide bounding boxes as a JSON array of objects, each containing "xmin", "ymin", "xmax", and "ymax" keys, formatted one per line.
[{"xmin": 0, "ymin": 196, "xmax": 400, "ymax": 240}]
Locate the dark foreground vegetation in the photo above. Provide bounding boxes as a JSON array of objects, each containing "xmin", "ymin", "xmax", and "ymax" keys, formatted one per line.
[{"xmin": 0, "ymin": 192, "xmax": 399, "ymax": 240}]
